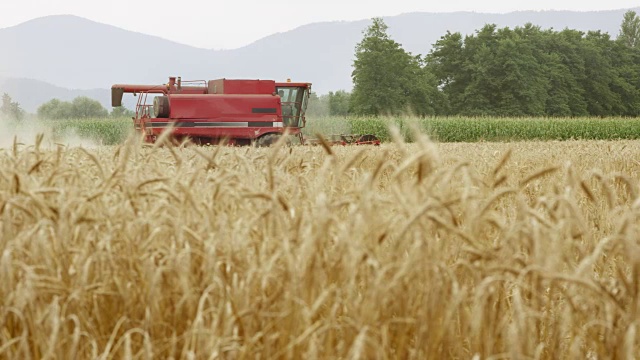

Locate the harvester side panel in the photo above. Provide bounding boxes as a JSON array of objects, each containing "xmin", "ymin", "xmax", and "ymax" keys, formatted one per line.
[
  {"xmin": 167, "ymin": 94, "xmax": 281, "ymax": 120},
  {"xmin": 141, "ymin": 93, "xmax": 293, "ymax": 141},
  {"xmin": 207, "ymin": 79, "xmax": 275, "ymax": 95}
]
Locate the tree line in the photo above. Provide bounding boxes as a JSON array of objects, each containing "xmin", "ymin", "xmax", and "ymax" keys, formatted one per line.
[
  {"xmin": 1, "ymin": 93, "xmax": 25, "ymax": 121},
  {"xmin": 317, "ymin": 10, "xmax": 640, "ymax": 118},
  {"xmin": 36, "ymin": 97, "xmax": 134, "ymax": 119},
  {"xmin": 0, "ymin": 93, "xmax": 134, "ymax": 121}
]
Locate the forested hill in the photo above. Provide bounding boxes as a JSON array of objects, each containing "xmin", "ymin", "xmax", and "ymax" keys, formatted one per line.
[{"xmin": 346, "ymin": 12, "xmax": 640, "ymax": 118}]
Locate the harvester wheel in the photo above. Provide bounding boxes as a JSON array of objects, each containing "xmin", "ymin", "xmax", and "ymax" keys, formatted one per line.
[{"xmin": 256, "ymin": 134, "xmax": 282, "ymax": 147}]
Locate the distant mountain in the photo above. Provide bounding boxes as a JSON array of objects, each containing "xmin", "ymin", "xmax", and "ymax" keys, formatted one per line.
[
  {"xmin": 0, "ymin": 9, "xmax": 638, "ymax": 111},
  {"xmin": 0, "ymin": 77, "xmax": 136, "ymax": 112}
]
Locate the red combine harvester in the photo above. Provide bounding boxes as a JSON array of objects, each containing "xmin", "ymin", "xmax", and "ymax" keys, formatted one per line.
[{"xmin": 111, "ymin": 76, "xmax": 312, "ymax": 146}]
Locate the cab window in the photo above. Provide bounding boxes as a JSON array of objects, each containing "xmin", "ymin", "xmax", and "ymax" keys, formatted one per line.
[{"xmin": 276, "ymin": 86, "xmax": 309, "ymax": 127}]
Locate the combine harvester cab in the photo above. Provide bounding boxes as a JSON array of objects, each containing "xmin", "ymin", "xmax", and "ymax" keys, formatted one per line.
[{"xmin": 111, "ymin": 76, "xmax": 311, "ymax": 146}]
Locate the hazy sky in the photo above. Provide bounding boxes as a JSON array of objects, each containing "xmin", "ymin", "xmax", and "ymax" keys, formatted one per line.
[{"xmin": 1, "ymin": 1, "xmax": 638, "ymax": 49}]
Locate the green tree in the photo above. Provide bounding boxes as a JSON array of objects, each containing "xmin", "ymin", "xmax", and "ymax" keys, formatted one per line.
[
  {"xmin": 351, "ymin": 18, "xmax": 437, "ymax": 116},
  {"xmin": 1, "ymin": 93, "xmax": 25, "ymax": 121},
  {"xmin": 327, "ymin": 90, "xmax": 351, "ymax": 116},
  {"xmin": 409, "ymin": 59, "xmax": 446, "ymax": 115},
  {"xmin": 495, "ymin": 25, "xmax": 549, "ymax": 116},
  {"xmin": 111, "ymin": 105, "xmax": 135, "ymax": 118},
  {"xmin": 305, "ymin": 92, "xmax": 330, "ymax": 118},
  {"xmin": 38, "ymin": 97, "xmax": 108, "ymax": 119},
  {"xmin": 430, "ymin": 24, "xmax": 550, "ymax": 116},
  {"xmin": 461, "ymin": 25, "xmax": 502, "ymax": 115},
  {"xmin": 426, "ymin": 31, "xmax": 466, "ymax": 115},
  {"xmin": 610, "ymin": 41, "xmax": 640, "ymax": 116},
  {"xmin": 541, "ymin": 29, "xmax": 589, "ymax": 116},
  {"xmin": 580, "ymin": 31, "xmax": 625, "ymax": 116},
  {"xmin": 427, "ymin": 21, "xmax": 640, "ymax": 117},
  {"xmin": 71, "ymin": 97, "xmax": 109, "ymax": 118},
  {"xmin": 618, "ymin": 10, "xmax": 640, "ymax": 48},
  {"xmin": 37, "ymin": 99, "xmax": 73, "ymax": 119}
]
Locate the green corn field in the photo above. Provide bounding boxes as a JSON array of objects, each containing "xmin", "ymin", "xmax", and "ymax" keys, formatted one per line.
[
  {"xmin": 4, "ymin": 116, "xmax": 640, "ymax": 145},
  {"xmin": 305, "ymin": 116, "xmax": 640, "ymax": 142}
]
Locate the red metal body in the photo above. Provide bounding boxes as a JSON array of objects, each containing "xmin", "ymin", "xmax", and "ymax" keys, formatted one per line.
[{"xmin": 112, "ymin": 77, "xmax": 312, "ymax": 145}]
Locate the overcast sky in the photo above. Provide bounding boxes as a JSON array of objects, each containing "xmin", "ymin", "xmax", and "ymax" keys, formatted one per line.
[{"xmin": 1, "ymin": 1, "xmax": 638, "ymax": 49}]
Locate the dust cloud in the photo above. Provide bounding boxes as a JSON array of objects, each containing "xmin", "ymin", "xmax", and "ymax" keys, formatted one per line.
[{"xmin": 0, "ymin": 117, "xmax": 100, "ymax": 150}]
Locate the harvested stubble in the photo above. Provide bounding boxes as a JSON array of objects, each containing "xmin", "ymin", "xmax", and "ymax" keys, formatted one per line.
[{"xmin": 1, "ymin": 134, "xmax": 640, "ymax": 359}]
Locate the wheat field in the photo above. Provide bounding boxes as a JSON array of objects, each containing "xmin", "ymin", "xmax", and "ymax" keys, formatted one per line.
[{"xmin": 1, "ymin": 132, "xmax": 640, "ymax": 359}]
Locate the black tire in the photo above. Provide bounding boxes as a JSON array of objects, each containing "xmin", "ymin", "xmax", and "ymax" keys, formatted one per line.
[{"xmin": 256, "ymin": 134, "xmax": 282, "ymax": 147}]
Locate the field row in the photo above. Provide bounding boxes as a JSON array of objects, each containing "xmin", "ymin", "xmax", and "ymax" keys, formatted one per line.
[{"xmin": 3, "ymin": 116, "xmax": 640, "ymax": 145}]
